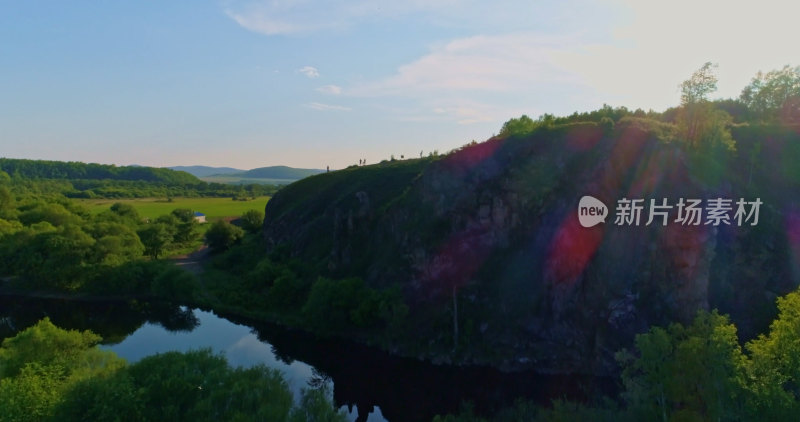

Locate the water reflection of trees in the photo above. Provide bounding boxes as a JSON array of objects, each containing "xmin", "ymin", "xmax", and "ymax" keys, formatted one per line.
[
  {"xmin": 0, "ymin": 300, "xmax": 614, "ymax": 422},
  {"xmin": 308, "ymin": 368, "xmax": 333, "ymax": 390},
  {"xmin": 146, "ymin": 305, "xmax": 199, "ymax": 332},
  {"xmin": 0, "ymin": 296, "xmax": 198, "ymax": 344},
  {"xmin": 216, "ymin": 310, "xmax": 613, "ymax": 422},
  {"xmin": 270, "ymin": 343, "xmax": 295, "ymax": 365}
]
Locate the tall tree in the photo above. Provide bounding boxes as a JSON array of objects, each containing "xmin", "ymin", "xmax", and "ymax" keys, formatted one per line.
[
  {"xmin": 499, "ymin": 115, "xmax": 537, "ymax": 136},
  {"xmin": 677, "ymin": 62, "xmax": 735, "ymax": 152},
  {"xmin": 745, "ymin": 289, "xmax": 800, "ymax": 419},
  {"xmin": 618, "ymin": 310, "xmax": 747, "ymax": 421},
  {"xmin": 137, "ymin": 223, "xmax": 172, "ymax": 259},
  {"xmin": 170, "ymin": 208, "xmax": 199, "ymax": 244},
  {"xmin": 740, "ymin": 65, "xmax": 800, "ymax": 123},
  {"xmin": 681, "ymin": 62, "xmax": 718, "ymax": 105}
]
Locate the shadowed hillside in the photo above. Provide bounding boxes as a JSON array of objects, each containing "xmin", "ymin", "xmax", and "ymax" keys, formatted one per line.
[{"xmin": 262, "ymin": 119, "xmax": 800, "ymax": 375}]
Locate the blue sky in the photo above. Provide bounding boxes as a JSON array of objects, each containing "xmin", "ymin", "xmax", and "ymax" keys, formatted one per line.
[{"xmin": 1, "ymin": 1, "xmax": 798, "ymax": 170}]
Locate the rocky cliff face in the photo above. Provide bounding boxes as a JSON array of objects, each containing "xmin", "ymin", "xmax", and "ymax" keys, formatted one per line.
[{"xmin": 263, "ymin": 121, "xmax": 799, "ymax": 375}]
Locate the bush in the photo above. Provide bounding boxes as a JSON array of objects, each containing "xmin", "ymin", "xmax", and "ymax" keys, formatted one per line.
[
  {"xmin": 266, "ymin": 272, "xmax": 311, "ymax": 312},
  {"xmin": 127, "ymin": 349, "xmax": 293, "ymax": 422},
  {"xmin": 205, "ymin": 220, "xmax": 244, "ymax": 252},
  {"xmin": 150, "ymin": 266, "xmax": 197, "ymax": 301},
  {"xmin": 88, "ymin": 260, "xmax": 170, "ymax": 294},
  {"xmin": 301, "ymin": 277, "xmax": 407, "ymax": 334},
  {"xmin": 240, "ymin": 209, "xmax": 264, "ymax": 234}
]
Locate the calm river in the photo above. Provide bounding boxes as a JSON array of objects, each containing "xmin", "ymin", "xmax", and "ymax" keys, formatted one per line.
[{"xmin": 0, "ymin": 295, "xmax": 609, "ymax": 422}]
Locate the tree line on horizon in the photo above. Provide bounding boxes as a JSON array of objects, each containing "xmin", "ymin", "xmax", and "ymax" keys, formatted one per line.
[
  {"xmin": 0, "ymin": 158, "xmax": 279, "ymax": 200},
  {"xmin": 498, "ymin": 63, "xmax": 800, "ymax": 139}
]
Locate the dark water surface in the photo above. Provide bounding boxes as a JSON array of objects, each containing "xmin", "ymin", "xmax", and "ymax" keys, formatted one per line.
[{"xmin": 0, "ymin": 296, "xmax": 612, "ymax": 422}]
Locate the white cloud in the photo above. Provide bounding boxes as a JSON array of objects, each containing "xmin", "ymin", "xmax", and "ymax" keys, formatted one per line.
[
  {"xmin": 305, "ymin": 102, "xmax": 351, "ymax": 111},
  {"xmin": 344, "ymin": 0, "xmax": 800, "ymax": 122},
  {"xmin": 317, "ymin": 85, "xmax": 342, "ymax": 95},
  {"xmin": 343, "ymin": 32, "xmax": 596, "ymax": 124},
  {"xmin": 348, "ymin": 33, "xmax": 586, "ymax": 98},
  {"xmin": 224, "ymin": 8, "xmax": 307, "ymax": 35},
  {"xmin": 298, "ymin": 66, "xmax": 320, "ymax": 78},
  {"xmin": 229, "ymin": 0, "xmax": 800, "ymax": 128}
]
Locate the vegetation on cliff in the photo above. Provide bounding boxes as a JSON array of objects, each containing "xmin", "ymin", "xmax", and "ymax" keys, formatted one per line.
[{"xmin": 253, "ymin": 64, "xmax": 800, "ymax": 374}]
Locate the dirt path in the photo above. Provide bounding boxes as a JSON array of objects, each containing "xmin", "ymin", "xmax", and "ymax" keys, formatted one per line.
[{"xmin": 171, "ymin": 245, "xmax": 210, "ymax": 276}]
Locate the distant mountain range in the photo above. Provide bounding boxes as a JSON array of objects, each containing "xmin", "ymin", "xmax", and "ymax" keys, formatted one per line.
[
  {"xmin": 168, "ymin": 165, "xmax": 326, "ymax": 182},
  {"xmin": 167, "ymin": 166, "xmax": 246, "ymax": 177},
  {"xmin": 236, "ymin": 166, "xmax": 325, "ymax": 179}
]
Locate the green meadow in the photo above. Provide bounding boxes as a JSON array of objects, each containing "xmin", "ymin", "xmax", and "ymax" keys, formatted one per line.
[
  {"xmin": 78, "ymin": 196, "xmax": 270, "ymax": 220},
  {"xmin": 200, "ymin": 175, "xmax": 298, "ymax": 185}
]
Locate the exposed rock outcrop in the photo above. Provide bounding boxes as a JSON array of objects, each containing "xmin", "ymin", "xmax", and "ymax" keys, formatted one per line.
[{"xmin": 262, "ymin": 122, "xmax": 798, "ymax": 375}]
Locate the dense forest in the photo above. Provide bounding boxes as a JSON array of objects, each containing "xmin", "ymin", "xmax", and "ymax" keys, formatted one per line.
[
  {"xmin": 0, "ymin": 180, "xmax": 265, "ymax": 298},
  {"xmin": 0, "ymin": 189, "xmax": 196, "ymax": 296},
  {"xmin": 0, "ymin": 158, "xmax": 199, "ymax": 184}
]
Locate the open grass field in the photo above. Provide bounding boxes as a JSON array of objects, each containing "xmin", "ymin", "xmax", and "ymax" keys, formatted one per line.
[
  {"xmin": 200, "ymin": 175, "xmax": 298, "ymax": 185},
  {"xmin": 77, "ymin": 196, "xmax": 270, "ymax": 220}
]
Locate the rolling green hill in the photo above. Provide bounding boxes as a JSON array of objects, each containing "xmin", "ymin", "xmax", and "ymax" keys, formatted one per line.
[
  {"xmin": 0, "ymin": 158, "xmax": 199, "ymax": 184},
  {"xmin": 0, "ymin": 158, "xmax": 278, "ymax": 199}
]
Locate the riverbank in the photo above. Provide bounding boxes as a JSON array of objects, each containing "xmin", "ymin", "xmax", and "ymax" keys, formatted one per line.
[
  {"xmin": 1, "ymin": 243, "xmax": 580, "ymax": 376},
  {"xmin": 0, "ymin": 270, "xmax": 541, "ymax": 374},
  {"xmin": 0, "ymin": 294, "xmax": 615, "ymax": 422},
  {"xmin": 0, "ymin": 283, "xmax": 155, "ymax": 302}
]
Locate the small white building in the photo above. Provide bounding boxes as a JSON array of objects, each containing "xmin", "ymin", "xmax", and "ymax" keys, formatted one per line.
[{"xmin": 193, "ymin": 212, "xmax": 206, "ymax": 223}]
